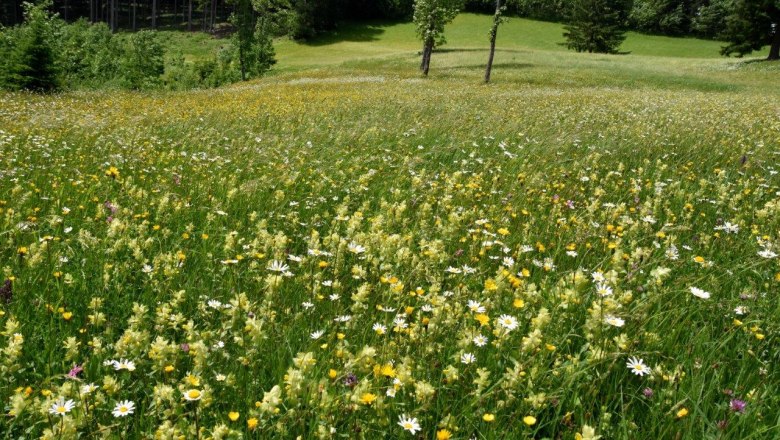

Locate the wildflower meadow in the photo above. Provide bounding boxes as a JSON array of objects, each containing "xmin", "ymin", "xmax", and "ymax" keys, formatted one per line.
[{"xmin": 1, "ymin": 33, "xmax": 780, "ymax": 439}]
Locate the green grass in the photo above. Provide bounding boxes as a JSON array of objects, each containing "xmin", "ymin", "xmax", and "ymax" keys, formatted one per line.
[
  {"xmin": 156, "ymin": 13, "xmax": 774, "ymax": 94},
  {"xmin": 272, "ymin": 14, "xmax": 741, "ymax": 68},
  {"xmin": 1, "ymin": 11, "xmax": 779, "ymax": 440}
]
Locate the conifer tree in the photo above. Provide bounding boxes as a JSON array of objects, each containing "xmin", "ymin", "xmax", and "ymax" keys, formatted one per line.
[
  {"xmin": 563, "ymin": 0, "xmax": 628, "ymax": 54},
  {"xmin": 230, "ymin": 0, "xmax": 286, "ymax": 81},
  {"xmin": 4, "ymin": 1, "xmax": 59, "ymax": 92},
  {"xmin": 720, "ymin": 0, "xmax": 780, "ymax": 61}
]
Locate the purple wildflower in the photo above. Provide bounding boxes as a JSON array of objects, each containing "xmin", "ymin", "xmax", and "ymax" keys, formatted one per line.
[
  {"xmin": 343, "ymin": 373, "xmax": 358, "ymax": 388},
  {"xmin": 729, "ymin": 399, "xmax": 747, "ymax": 413},
  {"xmin": 67, "ymin": 364, "xmax": 83, "ymax": 378}
]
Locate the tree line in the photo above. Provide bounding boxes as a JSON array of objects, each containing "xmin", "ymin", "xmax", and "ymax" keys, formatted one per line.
[
  {"xmin": 1, "ymin": 0, "xmax": 777, "ymax": 92},
  {"xmin": 0, "ymin": 0, "xmax": 414, "ymax": 36},
  {"xmin": 0, "ymin": 0, "xmax": 768, "ymax": 40}
]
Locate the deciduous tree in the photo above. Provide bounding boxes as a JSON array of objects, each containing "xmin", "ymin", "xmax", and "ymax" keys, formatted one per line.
[
  {"xmin": 413, "ymin": 0, "xmax": 462, "ymax": 76},
  {"xmin": 483, "ymin": 0, "xmax": 505, "ymax": 83}
]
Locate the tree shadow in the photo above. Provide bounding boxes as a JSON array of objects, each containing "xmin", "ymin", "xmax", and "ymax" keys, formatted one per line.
[
  {"xmin": 434, "ymin": 47, "xmax": 530, "ymax": 54},
  {"xmin": 300, "ymin": 22, "xmax": 388, "ymax": 46},
  {"xmin": 449, "ymin": 62, "xmax": 535, "ymax": 70},
  {"xmin": 737, "ymin": 57, "xmax": 778, "ymax": 65}
]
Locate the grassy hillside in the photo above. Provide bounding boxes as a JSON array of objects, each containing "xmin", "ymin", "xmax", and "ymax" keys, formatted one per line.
[
  {"xmin": 1, "ymin": 12, "xmax": 779, "ymax": 440},
  {"xmin": 274, "ymin": 13, "xmax": 734, "ymax": 67},
  {"xmin": 154, "ymin": 13, "xmax": 776, "ymax": 94}
]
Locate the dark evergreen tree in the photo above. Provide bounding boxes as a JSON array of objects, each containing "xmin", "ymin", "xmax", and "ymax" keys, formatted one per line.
[
  {"xmin": 691, "ymin": 0, "xmax": 731, "ymax": 39},
  {"xmin": 229, "ymin": 0, "xmax": 285, "ymax": 80},
  {"xmin": 563, "ymin": 0, "xmax": 629, "ymax": 54},
  {"xmin": 4, "ymin": 1, "xmax": 60, "ymax": 91},
  {"xmin": 721, "ymin": 0, "xmax": 780, "ymax": 60}
]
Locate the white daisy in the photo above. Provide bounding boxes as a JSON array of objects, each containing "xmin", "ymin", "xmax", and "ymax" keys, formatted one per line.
[
  {"xmin": 596, "ymin": 283, "xmax": 613, "ymax": 297},
  {"xmin": 467, "ymin": 300, "xmax": 486, "ymax": 313},
  {"xmin": 604, "ymin": 315, "xmax": 625, "ymax": 327},
  {"xmin": 183, "ymin": 389, "xmax": 202, "ymax": 401},
  {"xmin": 347, "ymin": 242, "xmax": 366, "ymax": 254},
  {"xmin": 113, "ymin": 359, "xmax": 136, "ymax": 371},
  {"xmin": 48, "ymin": 398, "xmax": 76, "ymax": 416},
  {"xmin": 626, "ymin": 357, "xmax": 651, "ymax": 376},
  {"xmin": 690, "ymin": 287, "xmax": 711, "ymax": 299},
  {"xmin": 460, "ymin": 353, "xmax": 477, "ymax": 364},
  {"xmin": 80, "ymin": 383, "xmax": 98, "ymax": 394},
  {"xmin": 714, "ymin": 222, "xmax": 739, "ymax": 234},
  {"xmin": 372, "ymin": 323, "xmax": 387, "ymax": 335},
  {"xmin": 397, "ymin": 415, "xmax": 421, "ymax": 434},
  {"xmin": 112, "ymin": 400, "xmax": 135, "ymax": 417},
  {"xmin": 267, "ymin": 260, "xmax": 290, "ymax": 273},
  {"xmin": 758, "ymin": 249, "xmax": 778, "ymax": 259},
  {"xmin": 497, "ymin": 314, "xmax": 518, "ymax": 331}
]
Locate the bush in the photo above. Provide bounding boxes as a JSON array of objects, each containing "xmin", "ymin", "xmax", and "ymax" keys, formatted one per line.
[
  {"xmin": 59, "ymin": 20, "xmax": 121, "ymax": 86},
  {"xmin": 515, "ymin": 0, "xmax": 570, "ymax": 22},
  {"xmin": 120, "ymin": 30, "xmax": 165, "ymax": 89}
]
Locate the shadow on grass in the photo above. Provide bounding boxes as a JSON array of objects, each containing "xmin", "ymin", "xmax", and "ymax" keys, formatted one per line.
[
  {"xmin": 434, "ymin": 47, "xmax": 531, "ymax": 54},
  {"xmin": 299, "ymin": 22, "xmax": 390, "ymax": 46},
  {"xmin": 737, "ymin": 58, "xmax": 778, "ymax": 65},
  {"xmin": 449, "ymin": 62, "xmax": 535, "ymax": 70}
]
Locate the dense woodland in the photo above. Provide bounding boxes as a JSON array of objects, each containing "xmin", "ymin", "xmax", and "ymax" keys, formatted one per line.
[{"xmin": 0, "ymin": 0, "xmax": 741, "ymax": 40}]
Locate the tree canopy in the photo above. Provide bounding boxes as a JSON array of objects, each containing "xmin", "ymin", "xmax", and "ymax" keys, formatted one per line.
[
  {"xmin": 563, "ymin": 0, "xmax": 629, "ymax": 54},
  {"xmin": 720, "ymin": 0, "xmax": 780, "ymax": 60}
]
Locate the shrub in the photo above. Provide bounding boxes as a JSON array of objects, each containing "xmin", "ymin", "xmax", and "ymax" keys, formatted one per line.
[{"xmin": 120, "ymin": 30, "xmax": 165, "ymax": 89}]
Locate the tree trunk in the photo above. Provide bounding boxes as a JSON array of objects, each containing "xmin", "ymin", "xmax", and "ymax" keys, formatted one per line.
[
  {"xmin": 132, "ymin": 0, "xmax": 137, "ymax": 30},
  {"xmin": 90, "ymin": 0, "xmax": 94, "ymax": 22},
  {"xmin": 188, "ymin": 0, "xmax": 192, "ymax": 31},
  {"xmin": 421, "ymin": 40, "xmax": 433, "ymax": 76},
  {"xmin": 769, "ymin": 28, "xmax": 780, "ymax": 61},
  {"xmin": 152, "ymin": 0, "xmax": 157, "ymax": 28},
  {"xmin": 211, "ymin": 0, "xmax": 217, "ymax": 31},
  {"xmin": 239, "ymin": 47, "xmax": 246, "ymax": 81},
  {"xmin": 109, "ymin": 0, "xmax": 115, "ymax": 31},
  {"xmin": 484, "ymin": 0, "xmax": 502, "ymax": 83},
  {"xmin": 64, "ymin": 0, "xmax": 69, "ymax": 21}
]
